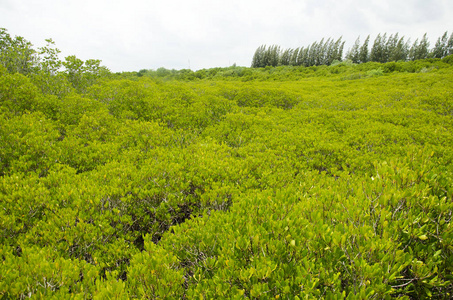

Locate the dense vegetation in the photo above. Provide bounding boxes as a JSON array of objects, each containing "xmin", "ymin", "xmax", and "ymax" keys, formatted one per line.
[
  {"xmin": 1, "ymin": 28, "xmax": 453, "ymax": 299},
  {"xmin": 251, "ymin": 31, "xmax": 453, "ymax": 68}
]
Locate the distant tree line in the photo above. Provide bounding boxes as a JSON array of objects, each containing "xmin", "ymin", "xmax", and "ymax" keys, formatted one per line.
[
  {"xmin": 252, "ymin": 37, "xmax": 345, "ymax": 68},
  {"xmin": 251, "ymin": 31, "xmax": 453, "ymax": 68}
]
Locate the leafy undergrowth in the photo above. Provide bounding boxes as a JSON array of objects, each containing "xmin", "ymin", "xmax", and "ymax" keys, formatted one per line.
[{"xmin": 1, "ymin": 58, "xmax": 453, "ymax": 299}]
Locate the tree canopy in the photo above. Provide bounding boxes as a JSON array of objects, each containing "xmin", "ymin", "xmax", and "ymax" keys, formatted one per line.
[{"xmin": 252, "ymin": 31, "xmax": 453, "ymax": 68}]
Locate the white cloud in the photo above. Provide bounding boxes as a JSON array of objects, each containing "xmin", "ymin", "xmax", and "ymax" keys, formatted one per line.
[{"xmin": 1, "ymin": 0, "xmax": 452, "ymax": 71}]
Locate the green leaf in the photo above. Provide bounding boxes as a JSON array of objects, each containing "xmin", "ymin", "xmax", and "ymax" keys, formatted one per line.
[{"xmin": 418, "ymin": 235, "xmax": 428, "ymax": 241}]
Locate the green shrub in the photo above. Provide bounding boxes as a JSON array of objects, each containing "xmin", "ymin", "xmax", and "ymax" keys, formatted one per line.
[
  {"xmin": 367, "ymin": 68, "xmax": 384, "ymax": 77},
  {"xmin": 1, "ymin": 51, "xmax": 453, "ymax": 299}
]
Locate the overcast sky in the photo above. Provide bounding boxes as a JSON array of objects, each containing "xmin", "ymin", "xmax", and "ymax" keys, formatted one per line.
[{"xmin": 1, "ymin": 0, "xmax": 452, "ymax": 72}]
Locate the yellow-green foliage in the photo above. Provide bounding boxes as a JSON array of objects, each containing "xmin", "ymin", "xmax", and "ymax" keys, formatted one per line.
[{"xmin": 1, "ymin": 57, "xmax": 453, "ymax": 299}]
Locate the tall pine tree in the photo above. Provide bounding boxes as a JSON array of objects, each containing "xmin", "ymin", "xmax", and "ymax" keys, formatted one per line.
[
  {"xmin": 359, "ymin": 35, "xmax": 370, "ymax": 63},
  {"xmin": 432, "ymin": 31, "xmax": 449, "ymax": 58},
  {"xmin": 370, "ymin": 33, "xmax": 389, "ymax": 63},
  {"xmin": 346, "ymin": 37, "xmax": 361, "ymax": 63}
]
